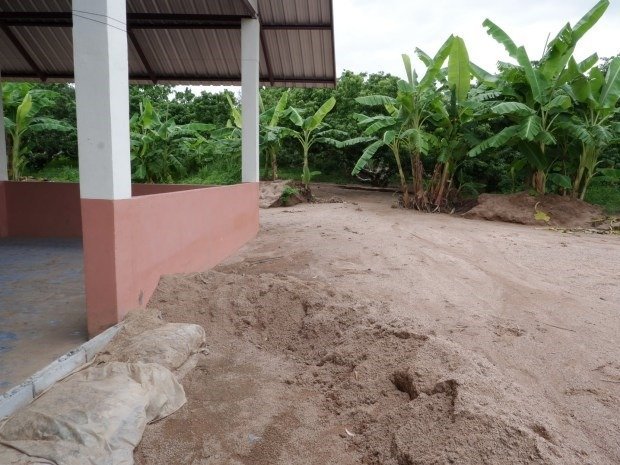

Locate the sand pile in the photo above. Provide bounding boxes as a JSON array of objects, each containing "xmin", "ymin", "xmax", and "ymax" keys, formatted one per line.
[
  {"xmin": 463, "ymin": 192, "xmax": 605, "ymax": 228},
  {"xmin": 133, "ymin": 270, "xmax": 588, "ymax": 465}
]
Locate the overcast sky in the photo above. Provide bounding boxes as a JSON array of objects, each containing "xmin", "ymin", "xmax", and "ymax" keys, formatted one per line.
[
  {"xmin": 333, "ymin": 0, "xmax": 620, "ymax": 78},
  {"xmin": 197, "ymin": 1, "xmax": 619, "ymax": 94}
]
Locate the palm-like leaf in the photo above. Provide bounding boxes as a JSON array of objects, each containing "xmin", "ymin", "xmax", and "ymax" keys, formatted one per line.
[
  {"xmin": 468, "ymin": 125, "xmax": 520, "ymax": 157},
  {"xmin": 516, "ymin": 47, "xmax": 547, "ymax": 104},
  {"xmin": 599, "ymin": 56, "xmax": 620, "ymax": 109},
  {"xmin": 572, "ymin": 0, "xmax": 610, "ymax": 41},
  {"xmin": 491, "ymin": 102, "xmax": 535, "ymax": 116},
  {"xmin": 352, "ymin": 139, "xmax": 385, "ymax": 175},
  {"xmin": 482, "ymin": 19, "xmax": 519, "ymax": 59},
  {"xmin": 355, "ymin": 95, "xmax": 398, "ymax": 107},
  {"xmin": 448, "ymin": 37, "xmax": 470, "ymax": 103},
  {"xmin": 304, "ymin": 96, "xmax": 336, "ymax": 131},
  {"xmin": 420, "ymin": 35, "xmax": 454, "ymax": 89}
]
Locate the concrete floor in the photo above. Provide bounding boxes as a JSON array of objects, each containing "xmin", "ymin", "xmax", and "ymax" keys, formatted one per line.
[{"xmin": 0, "ymin": 238, "xmax": 86, "ymax": 393}]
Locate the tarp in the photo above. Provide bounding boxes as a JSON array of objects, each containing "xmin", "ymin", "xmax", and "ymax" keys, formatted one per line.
[{"xmin": 0, "ymin": 322, "xmax": 206, "ymax": 465}]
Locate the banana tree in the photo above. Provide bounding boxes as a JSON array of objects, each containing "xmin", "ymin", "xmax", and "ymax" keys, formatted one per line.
[
  {"xmin": 287, "ymin": 96, "xmax": 337, "ymax": 190},
  {"xmin": 469, "ymin": 0, "xmax": 610, "ymax": 194},
  {"xmin": 349, "ymin": 106, "xmax": 411, "ymax": 206},
  {"xmin": 561, "ymin": 56, "xmax": 620, "ymax": 198},
  {"xmin": 2, "ymin": 83, "xmax": 73, "ymax": 180},
  {"xmin": 350, "ymin": 35, "xmax": 465, "ymax": 210},
  {"xmin": 261, "ymin": 91, "xmax": 290, "ymax": 180},
  {"xmin": 226, "ymin": 91, "xmax": 291, "ymax": 181},
  {"xmin": 130, "ymin": 98, "xmax": 213, "ymax": 182}
]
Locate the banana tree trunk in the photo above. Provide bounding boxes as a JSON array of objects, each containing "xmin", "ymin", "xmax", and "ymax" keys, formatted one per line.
[
  {"xmin": 392, "ymin": 148, "xmax": 410, "ymax": 208},
  {"xmin": 271, "ymin": 148, "xmax": 278, "ymax": 181},
  {"xmin": 572, "ymin": 146, "xmax": 588, "ymax": 198},
  {"xmin": 434, "ymin": 161, "xmax": 451, "ymax": 208},
  {"xmin": 10, "ymin": 132, "xmax": 21, "ymax": 181},
  {"xmin": 411, "ymin": 151, "xmax": 427, "ymax": 210},
  {"xmin": 532, "ymin": 170, "xmax": 546, "ymax": 195}
]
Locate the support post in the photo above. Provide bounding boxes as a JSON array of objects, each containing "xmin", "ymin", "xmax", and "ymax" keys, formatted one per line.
[
  {"xmin": 241, "ymin": 12, "xmax": 260, "ymax": 183},
  {"xmin": 72, "ymin": 0, "xmax": 131, "ymax": 200},
  {"xmin": 72, "ymin": 0, "xmax": 133, "ymax": 336}
]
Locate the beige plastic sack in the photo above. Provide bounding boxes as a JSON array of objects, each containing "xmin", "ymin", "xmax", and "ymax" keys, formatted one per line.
[
  {"xmin": 0, "ymin": 445, "xmax": 53, "ymax": 464},
  {"xmin": 0, "ymin": 362, "xmax": 185, "ymax": 465},
  {"xmin": 114, "ymin": 323, "xmax": 206, "ymax": 370}
]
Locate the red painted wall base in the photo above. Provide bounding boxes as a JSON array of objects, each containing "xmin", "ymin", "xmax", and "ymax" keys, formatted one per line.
[{"xmin": 82, "ymin": 183, "xmax": 259, "ymax": 336}]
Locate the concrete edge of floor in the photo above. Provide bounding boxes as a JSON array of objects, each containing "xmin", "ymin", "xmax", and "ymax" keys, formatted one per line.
[{"xmin": 0, "ymin": 325, "xmax": 120, "ymax": 419}]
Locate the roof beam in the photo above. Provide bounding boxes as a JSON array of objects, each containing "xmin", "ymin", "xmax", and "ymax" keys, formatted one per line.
[
  {"xmin": 0, "ymin": 26, "xmax": 46, "ymax": 82},
  {"xmin": 0, "ymin": 71, "xmax": 335, "ymax": 85},
  {"xmin": 0, "ymin": 12, "xmax": 331, "ymax": 31},
  {"xmin": 127, "ymin": 29, "xmax": 158, "ymax": 84}
]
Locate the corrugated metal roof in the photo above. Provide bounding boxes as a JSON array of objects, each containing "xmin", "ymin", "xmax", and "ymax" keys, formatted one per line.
[{"xmin": 0, "ymin": 0, "xmax": 336, "ymax": 87}]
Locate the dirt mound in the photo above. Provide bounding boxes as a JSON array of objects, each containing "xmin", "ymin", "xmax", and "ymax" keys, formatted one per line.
[
  {"xmin": 463, "ymin": 192, "xmax": 604, "ymax": 228},
  {"xmin": 133, "ymin": 270, "xmax": 583, "ymax": 465},
  {"xmin": 260, "ymin": 181, "xmax": 310, "ymax": 208}
]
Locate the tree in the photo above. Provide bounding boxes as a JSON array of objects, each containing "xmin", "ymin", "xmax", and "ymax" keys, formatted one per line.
[
  {"xmin": 226, "ymin": 91, "xmax": 292, "ymax": 181},
  {"xmin": 288, "ymin": 96, "xmax": 338, "ymax": 189},
  {"xmin": 469, "ymin": 0, "xmax": 610, "ymax": 194},
  {"xmin": 130, "ymin": 98, "xmax": 214, "ymax": 183},
  {"xmin": 562, "ymin": 56, "xmax": 620, "ymax": 198},
  {"xmin": 2, "ymin": 83, "xmax": 73, "ymax": 180}
]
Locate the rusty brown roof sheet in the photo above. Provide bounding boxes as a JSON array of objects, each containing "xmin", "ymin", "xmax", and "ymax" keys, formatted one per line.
[{"xmin": 0, "ymin": 0, "xmax": 336, "ymax": 87}]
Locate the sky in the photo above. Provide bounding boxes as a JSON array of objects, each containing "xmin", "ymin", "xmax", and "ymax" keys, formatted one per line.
[
  {"xmin": 333, "ymin": 0, "xmax": 620, "ymax": 78},
  {"xmin": 196, "ymin": 0, "xmax": 619, "ymax": 94}
]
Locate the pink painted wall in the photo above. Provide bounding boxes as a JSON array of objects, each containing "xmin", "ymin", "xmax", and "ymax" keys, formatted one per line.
[
  {"xmin": 82, "ymin": 183, "xmax": 260, "ymax": 335},
  {"xmin": 0, "ymin": 181, "xmax": 220, "ymax": 237}
]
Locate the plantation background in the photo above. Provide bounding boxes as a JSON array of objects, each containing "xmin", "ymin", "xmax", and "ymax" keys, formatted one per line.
[{"xmin": 2, "ymin": 1, "xmax": 619, "ymax": 213}]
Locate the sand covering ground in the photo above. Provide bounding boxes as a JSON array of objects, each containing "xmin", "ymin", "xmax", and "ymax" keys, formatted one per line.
[
  {"xmin": 133, "ymin": 185, "xmax": 620, "ymax": 465},
  {"xmin": 463, "ymin": 192, "xmax": 606, "ymax": 228}
]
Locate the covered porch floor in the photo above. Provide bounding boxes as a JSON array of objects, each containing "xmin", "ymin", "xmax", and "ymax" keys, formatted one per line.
[{"xmin": 0, "ymin": 238, "xmax": 86, "ymax": 392}]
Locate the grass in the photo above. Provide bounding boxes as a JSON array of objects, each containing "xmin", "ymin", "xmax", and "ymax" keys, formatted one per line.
[
  {"xmin": 585, "ymin": 178, "xmax": 620, "ymax": 215},
  {"xmin": 272, "ymin": 166, "xmax": 354, "ymax": 185},
  {"xmin": 25, "ymin": 163, "xmax": 79, "ymax": 182},
  {"xmin": 24, "ymin": 159, "xmax": 619, "ymax": 217}
]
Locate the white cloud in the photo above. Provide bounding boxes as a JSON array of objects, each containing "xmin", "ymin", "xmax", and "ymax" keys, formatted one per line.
[{"xmin": 334, "ymin": 0, "xmax": 620, "ymax": 79}]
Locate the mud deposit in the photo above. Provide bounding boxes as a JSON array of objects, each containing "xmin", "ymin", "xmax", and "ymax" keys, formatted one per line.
[
  {"xmin": 137, "ymin": 272, "xmax": 585, "ymax": 464},
  {"xmin": 134, "ymin": 185, "xmax": 619, "ymax": 465},
  {"xmin": 464, "ymin": 192, "xmax": 605, "ymax": 228}
]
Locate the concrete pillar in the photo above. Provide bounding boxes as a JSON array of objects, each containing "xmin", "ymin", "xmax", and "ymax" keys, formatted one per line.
[
  {"xmin": 72, "ymin": 0, "xmax": 131, "ymax": 200},
  {"xmin": 72, "ymin": 0, "xmax": 133, "ymax": 336},
  {"xmin": 241, "ymin": 13, "xmax": 260, "ymax": 183},
  {"xmin": 0, "ymin": 70, "xmax": 7, "ymax": 182}
]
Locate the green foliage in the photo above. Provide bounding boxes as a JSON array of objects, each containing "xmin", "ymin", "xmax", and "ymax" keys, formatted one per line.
[
  {"xmin": 280, "ymin": 185, "xmax": 300, "ymax": 202},
  {"xmin": 469, "ymin": 0, "xmax": 614, "ymax": 197},
  {"xmin": 2, "ymin": 83, "xmax": 73, "ymax": 180},
  {"xmin": 287, "ymin": 96, "xmax": 340, "ymax": 189},
  {"xmin": 130, "ymin": 98, "xmax": 214, "ymax": 183},
  {"xmin": 585, "ymin": 176, "xmax": 620, "ymax": 214},
  {"xmin": 6, "ymin": 0, "xmax": 618, "ymax": 213}
]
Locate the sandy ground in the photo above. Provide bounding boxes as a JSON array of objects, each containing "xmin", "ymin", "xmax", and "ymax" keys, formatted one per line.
[{"xmin": 135, "ymin": 184, "xmax": 619, "ymax": 465}]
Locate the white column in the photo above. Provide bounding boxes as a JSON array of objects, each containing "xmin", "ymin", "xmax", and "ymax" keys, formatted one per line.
[
  {"xmin": 241, "ymin": 13, "xmax": 260, "ymax": 183},
  {"xmin": 0, "ymin": 70, "xmax": 8, "ymax": 181},
  {"xmin": 72, "ymin": 0, "xmax": 131, "ymax": 199}
]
